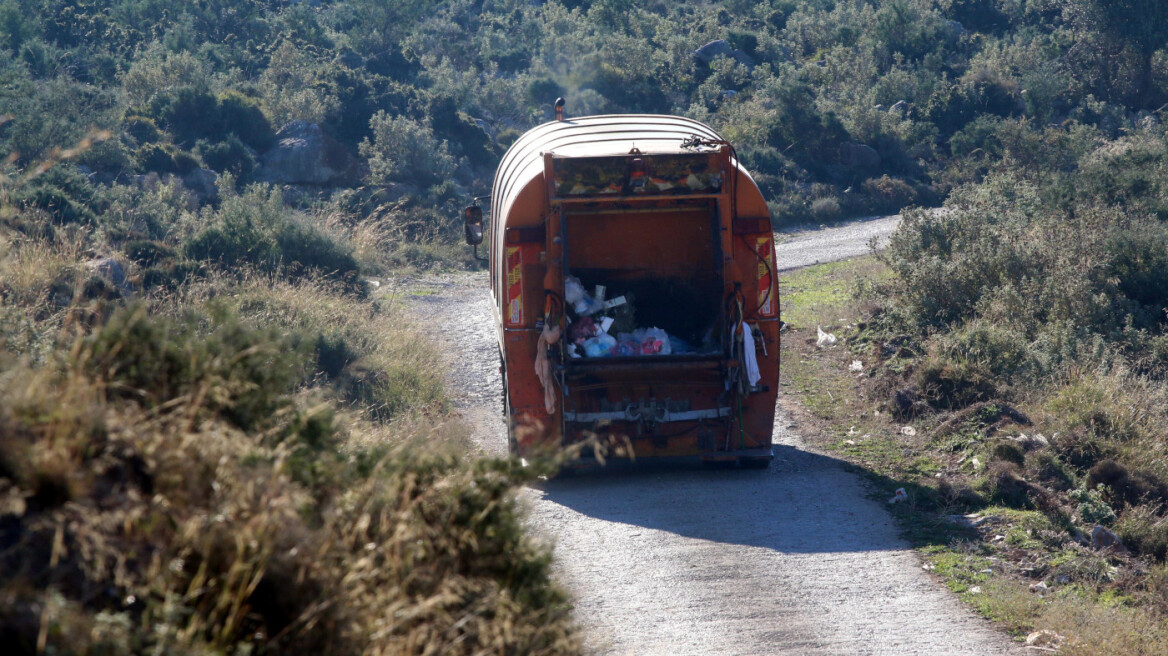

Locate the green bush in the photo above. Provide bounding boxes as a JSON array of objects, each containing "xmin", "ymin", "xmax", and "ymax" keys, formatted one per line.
[
  {"xmin": 1047, "ymin": 377, "xmax": 1152, "ymax": 445},
  {"xmin": 361, "ymin": 112, "xmax": 457, "ymax": 189},
  {"xmin": 143, "ymin": 86, "xmax": 275, "ymax": 152},
  {"xmin": 216, "ymin": 90, "xmax": 275, "ymax": 151},
  {"xmin": 1070, "ymin": 485, "xmax": 1117, "ymax": 527},
  {"xmin": 9, "ymin": 165, "xmax": 107, "ymax": 225},
  {"xmin": 1117, "ymin": 505, "xmax": 1168, "ymax": 560},
  {"xmin": 135, "ymin": 143, "xmax": 176, "ymax": 174},
  {"xmin": 183, "ymin": 186, "xmax": 360, "ymax": 289},
  {"xmin": 13, "ymin": 186, "xmax": 93, "ymax": 225},
  {"xmin": 145, "ymin": 86, "xmax": 222, "ymax": 148},
  {"xmin": 862, "ymin": 175, "xmax": 918, "ymax": 214},
  {"xmin": 936, "ymin": 319, "xmax": 1037, "ymax": 382},
  {"xmin": 913, "ymin": 352, "xmax": 999, "ymax": 410},
  {"xmin": 83, "ymin": 304, "xmax": 310, "ymax": 431},
  {"xmin": 1104, "ymin": 220, "xmax": 1168, "ymax": 328},
  {"xmin": 123, "ymin": 115, "xmax": 163, "ymax": 145},
  {"xmin": 123, "ymin": 239, "xmax": 176, "ymax": 266},
  {"xmin": 810, "ymin": 196, "xmax": 841, "ymax": 221},
  {"xmin": 196, "ymin": 135, "xmax": 256, "ymax": 179}
]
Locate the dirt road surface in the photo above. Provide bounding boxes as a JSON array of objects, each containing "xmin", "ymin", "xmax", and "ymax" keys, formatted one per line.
[
  {"xmin": 404, "ymin": 216, "xmax": 1022, "ymax": 655},
  {"xmin": 776, "ymin": 215, "xmax": 901, "ymax": 272}
]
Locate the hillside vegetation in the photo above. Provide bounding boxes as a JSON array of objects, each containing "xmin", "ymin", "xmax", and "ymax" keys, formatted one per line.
[{"xmin": 5, "ymin": 0, "xmax": 1168, "ymax": 653}]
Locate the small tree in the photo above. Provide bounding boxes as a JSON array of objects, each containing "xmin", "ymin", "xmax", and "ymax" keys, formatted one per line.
[{"xmin": 360, "ymin": 112, "xmax": 457, "ymax": 189}]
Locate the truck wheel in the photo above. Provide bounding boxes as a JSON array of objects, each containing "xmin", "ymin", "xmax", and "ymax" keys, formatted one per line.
[
  {"xmin": 739, "ymin": 457, "xmax": 772, "ymax": 470},
  {"xmin": 500, "ymin": 348, "xmax": 518, "ymax": 457}
]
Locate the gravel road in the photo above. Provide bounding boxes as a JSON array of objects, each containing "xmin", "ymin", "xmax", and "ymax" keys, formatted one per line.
[
  {"xmin": 404, "ymin": 215, "xmax": 1022, "ymax": 655},
  {"xmin": 776, "ymin": 215, "xmax": 901, "ymax": 272}
]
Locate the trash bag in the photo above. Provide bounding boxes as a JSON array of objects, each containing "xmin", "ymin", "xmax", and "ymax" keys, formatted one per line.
[
  {"xmin": 568, "ymin": 316, "xmax": 598, "ymax": 343},
  {"xmin": 565, "ymin": 276, "xmax": 586, "ymax": 305},
  {"xmin": 575, "ymin": 296, "xmax": 605, "ymax": 316},
  {"xmin": 670, "ymin": 333, "xmax": 693, "ymax": 354},
  {"xmin": 565, "ymin": 275, "xmax": 605, "ymax": 315},
  {"xmin": 583, "ymin": 333, "xmax": 616, "ymax": 357},
  {"xmin": 741, "ymin": 322, "xmax": 760, "ymax": 386},
  {"xmin": 619, "ymin": 327, "xmax": 672, "ymax": 356},
  {"xmin": 816, "ymin": 325, "xmax": 838, "ymax": 347}
]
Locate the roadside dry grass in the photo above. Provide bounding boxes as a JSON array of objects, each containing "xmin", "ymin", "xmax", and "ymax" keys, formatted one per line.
[
  {"xmin": 0, "ymin": 207, "xmax": 580, "ymax": 654},
  {"xmin": 780, "ymin": 257, "xmax": 1168, "ymax": 653}
]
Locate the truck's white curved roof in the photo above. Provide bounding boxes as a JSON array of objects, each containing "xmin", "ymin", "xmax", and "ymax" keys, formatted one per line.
[{"xmin": 491, "ymin": 114, "xmax": 726, "ymax": 223}]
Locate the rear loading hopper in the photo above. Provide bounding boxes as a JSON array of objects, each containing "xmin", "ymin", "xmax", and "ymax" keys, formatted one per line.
[{"xmin": 472, "ymin": 115, "xmax": 779, "ymax": 467}]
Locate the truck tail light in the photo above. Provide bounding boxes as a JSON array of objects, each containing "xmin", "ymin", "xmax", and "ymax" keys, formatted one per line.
[{"xmin": 505, "ymin": 246, "xmax": 524, "ymax": 326}]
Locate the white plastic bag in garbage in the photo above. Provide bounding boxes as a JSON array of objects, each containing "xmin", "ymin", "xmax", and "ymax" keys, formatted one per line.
[
  {"xmin": 583, "ymin": 333, "xmax": 617, "ymax": 357},
  {"xmin": 615, "ymin": 328, "xmax": 672, "ymax": 355},
  {"xmin": 640, "ymin": 327, "xmax": 671, "ymax": 355},
  {"xmin": 742, "ymin": 322, "xmax": 761, "ymax": 386},
  {"xmin": 564, "ymin": 276, "xmax": 585, "ymax": 305},
  {"xmin": 574, "ymin": 296, "xmax": 605, "ymax": 316}
]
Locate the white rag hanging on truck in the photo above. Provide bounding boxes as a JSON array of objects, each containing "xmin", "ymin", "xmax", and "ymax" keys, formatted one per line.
[
  {"xmin": 535, "ymin": 323, "xmax": 562, "ymax": 414},
  {"xmin": 742, "ymin": 322, "xmax": 761, "ymax": 387}
]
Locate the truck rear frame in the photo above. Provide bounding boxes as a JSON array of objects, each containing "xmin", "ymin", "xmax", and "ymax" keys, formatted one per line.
[{"xmin": 470, "ymin": 115, "xmax": 780, "ymax": 467}]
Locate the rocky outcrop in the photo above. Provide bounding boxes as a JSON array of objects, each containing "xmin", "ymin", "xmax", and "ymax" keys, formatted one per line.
[
  {"xmin": 182, "ymin": 168, "xmax": 219, "ymax": 205},
  {"xmin": 840, "ymin": 141, "xmax": 881, "ymax": 170},
  {"xmin": 693, "ymin": 39, "xmax": 755, "ymax": 70},
  {"xmin": 257, "ymin": 121, "xmax": 357, "ymax": 186}
]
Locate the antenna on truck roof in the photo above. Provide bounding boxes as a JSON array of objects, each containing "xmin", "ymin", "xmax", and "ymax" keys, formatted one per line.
[{"xmin": 554, "ymin": 97, "xmax": 565, "ymax": 121}]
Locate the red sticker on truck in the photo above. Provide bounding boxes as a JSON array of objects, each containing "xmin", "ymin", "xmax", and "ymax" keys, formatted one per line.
[
  {"xmin": 755, "ymin": 236, "xmax": 775, "ymax": 317},
  {"xmin": 506, "ymin": 246, "xmax": 523, "ymax": 326}
]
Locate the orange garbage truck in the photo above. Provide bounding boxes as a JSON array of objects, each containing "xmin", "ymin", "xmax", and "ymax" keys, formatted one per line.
[{"xmin": 464, "ymin": 113, "xmax": 779, "ymax": 468}]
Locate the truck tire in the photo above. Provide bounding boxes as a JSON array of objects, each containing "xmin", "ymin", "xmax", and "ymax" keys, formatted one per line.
[{"xmin": 500, "ymin": 348, "xmax": 518, "ymax": 457}]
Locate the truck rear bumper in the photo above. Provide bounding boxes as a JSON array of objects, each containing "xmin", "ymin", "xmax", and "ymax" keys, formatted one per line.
[{"xmin": 559, "ymin": 446, "xmax": 774, "ymax": 471}]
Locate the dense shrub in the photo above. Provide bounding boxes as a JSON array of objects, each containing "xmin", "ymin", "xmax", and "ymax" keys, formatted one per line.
[
  {"xmin": 1117, "ymin": 506, "xmax": 1168, "ymax": 560},
  {"xmin": 142, "ymin": 87, "xmax": 275, "ymax": 152},
  {"xmin": 862, "ymin": 174, "xmax": 918, "ymax": 214},
  {"xmin": 216, "ymin": 90, "xmax": 275, "ymax": 151},
  {"xmin": 361, "ymin": 112, "xmax": 457, "ymax": 189},
  {"xmin": 122, "ymin": 115, "xmax": 163, "ymax": 144},
  {"xmin": 83, "ymin": 304, "xmax": 309, "ymax": 430},
  {"xmin": 9, "ymin": 165, "xmax": 106, "ymax": 225},
  {"xmin": 135, "ymin": 143, "xmax": 199, "ymax": 175},
  {"xmin": 183, "ymin": 186, "xmax": 360, "ymax": 289},
  {"xmin": 196, "ymin": 135, "xmax": 256, "ymax": 179},
  {"xmin": 913, "ymin": 352, "xmax": 999, "ymax": 410},
  {"xmin": 145, "ymin": 86, "xmax": 222, "ymax": 148}
]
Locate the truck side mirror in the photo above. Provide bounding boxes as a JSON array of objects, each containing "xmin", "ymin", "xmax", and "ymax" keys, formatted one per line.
[{"xmin": 464, "ymin": 205, "xmax": 484, "ymax": 245}]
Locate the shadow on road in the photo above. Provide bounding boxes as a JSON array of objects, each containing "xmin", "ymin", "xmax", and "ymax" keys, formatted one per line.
[{"xmin": 533, "ymin": 443, "xmax": 955, "ymax": 555}]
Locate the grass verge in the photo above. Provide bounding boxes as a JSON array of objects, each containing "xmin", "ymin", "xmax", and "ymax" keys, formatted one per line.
[{"xmin": 780, "ymin": 257, "xmax": 1168, "ymax": 654}]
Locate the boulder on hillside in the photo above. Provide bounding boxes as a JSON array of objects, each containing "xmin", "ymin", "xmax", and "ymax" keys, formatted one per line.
[
  {"xmin": 257, "ymin": 121, "xmax": 357, "ymax": 186},
  {"xmin": 84, "ymin": 256, "xmax": 133, "ymax": 296},
  {"xmin": 183, "ymin": 168, "xmax": 219, "ymax": 205},
  {"xmin": 840, "ymin": 142, "xmax": 881, "ymax": 170},
  {"xmin": 693, "ymin": 39, "xmax": 755, "ymax": 70}
]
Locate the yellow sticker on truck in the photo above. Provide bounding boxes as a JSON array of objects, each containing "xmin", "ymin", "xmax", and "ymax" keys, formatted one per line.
[{"xmin": 506, "ymin": 246, "xmax": 523, "ymax": 326}]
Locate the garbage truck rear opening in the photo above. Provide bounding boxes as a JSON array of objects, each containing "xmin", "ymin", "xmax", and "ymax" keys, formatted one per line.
[{"xmin": 468, "ymin": 114, "xmax": 779, "ymax": 468}]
